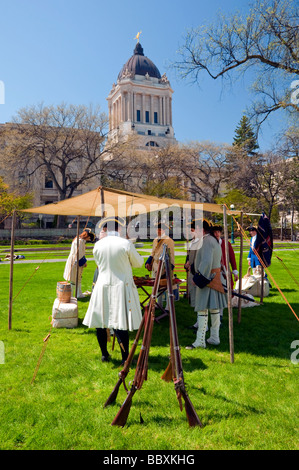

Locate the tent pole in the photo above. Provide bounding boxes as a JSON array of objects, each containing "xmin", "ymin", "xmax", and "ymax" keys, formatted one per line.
[
  {"xmin": 100, "ymin": 187, "xmax": 106, "ymax": 218},
  {"xmin": 8, "ymin": 209, "xmax": 16, "ymax": 330},
  {"xmin": 260, "ymin": 265, "xmax": 264, "ymax": 304},
  {"xmin": 223, "ymin": 205, "xmax": 234, "ymax": 363},
  {"xmin": 237, "ymin": 211, "xmax": 243, "ymax": 323},
  {"xmin": 75, "ymin": 216, "xmax": 80, "ymax": 298}
]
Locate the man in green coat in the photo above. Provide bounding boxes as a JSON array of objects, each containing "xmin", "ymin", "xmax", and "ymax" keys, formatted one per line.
[{"xmin": 186, "ymin": 220, "xmax": 227, "ymax": 349}]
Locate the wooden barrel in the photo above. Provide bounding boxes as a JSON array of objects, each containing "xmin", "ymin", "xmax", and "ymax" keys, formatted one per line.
[{"xmin": 56, "ymin": 281, "xmax": 71, "ymax": 303}]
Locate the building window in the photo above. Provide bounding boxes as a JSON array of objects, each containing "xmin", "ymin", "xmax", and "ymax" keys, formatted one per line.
[
  {"xmin": 146, "ymin": 141, "xmax": 159, "ymax": 147},
  {"xmin": 145, "ymin": 111, "xmax": 150, "ymax": 123},
  {"xmin": 136, "ymin": 110, "xmax": 141, "ymax": 122},
  {"xmin": 18, "ymin": 171, "xmax": 26, "ymax": 185},
  {"xmin": 154, "ymin": 112, "xmax": 158, "ymax": 124},
  {"xmin": 45, "ymin": 174, "xmax": 53, "ymax": 189},
  {"xmin": 148, "ymin": 130, "xmax": 151, "ymax": 135}
]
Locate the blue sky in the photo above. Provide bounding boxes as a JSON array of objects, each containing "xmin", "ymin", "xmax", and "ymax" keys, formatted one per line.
[{"xmin": 0, "ymin": 0, "xmax": 288, "ymax": 151}]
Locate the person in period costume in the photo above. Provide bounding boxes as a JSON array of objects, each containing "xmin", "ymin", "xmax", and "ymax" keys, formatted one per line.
[
  {"xmin": 184, "ymin": 220, "xmax": 203, "ymax": 330},
  {"xmin": 185, "ymin": 220, "xmax": 203, "ymax": 307},
  {"xmin": 83, "ymin": 217, "xmax": 144, "ymax": 364},
  {"xmin": 212, "ymin": 224, "xmax": 238, "ymax": 324},
  {"xmin": 186, "ymin": 220, "xmax": 227, "ymax": 349},
  {"xmin": 91, "ymin": 222, "xmax": 108, "ymax": 293},
  {"xmin": 63, "ymin": 228, "xmax": 95, "ymax": 298},
  {"xmin": 145, "ymin": 222, "xmax": 175, "ymax": 311},
  {"xmin": 247, "ymin": 226, "xmax": 261, "ymax": 273}
]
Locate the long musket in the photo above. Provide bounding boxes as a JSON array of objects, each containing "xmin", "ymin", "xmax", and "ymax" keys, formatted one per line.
[
  {"xmin": 110, "ymin": 245, "xmax": 167, "ymax": 427},
  {"xmin": 163, "ymin": 247, "xmax": 203, "ymax": 427},
  {"xmin": 205, "ymin": 267, "xmax": 260, "ymax": 303}
]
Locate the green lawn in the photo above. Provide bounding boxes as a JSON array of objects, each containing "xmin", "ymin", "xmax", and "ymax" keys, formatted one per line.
[{"xmin": 0, "ymin": 244, "xmax": 298, "ymax": 450}]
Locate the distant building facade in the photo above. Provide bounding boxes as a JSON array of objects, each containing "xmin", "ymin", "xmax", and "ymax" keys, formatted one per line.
[{"xmin": 107, "ymin": 41, "xmax": 177, "ymax": 150}]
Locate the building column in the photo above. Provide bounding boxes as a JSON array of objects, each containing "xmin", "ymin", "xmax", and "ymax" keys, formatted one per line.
[
  {"xmin": 142, "ymin": 94, "xmax": 145, "ymax": 123},
  {"xmin": 150, "ymin": 95, "xmax": 154, "ymax": 124},
  {"xmin": 127, "ymin": 92, "xmax": 131, "ymax": 121},
  {"xmin": 165, "ymin": 97, "xmax": 169, "ymax": 125},
  {"xmin": 132, "ymin": 92, "xmax": 135, "ymax": 122},
  {"xmin": 108, "ymin": 104, "xmax": 112, "ymax": 131}
]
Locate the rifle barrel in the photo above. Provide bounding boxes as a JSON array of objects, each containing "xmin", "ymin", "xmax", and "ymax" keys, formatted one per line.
[{"xmin": 164, "ymin": 246, "xmax": 203, "ymax": 428}]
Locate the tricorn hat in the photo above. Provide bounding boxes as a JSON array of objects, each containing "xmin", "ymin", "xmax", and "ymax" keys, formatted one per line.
[
  {"xmin": 98, "ymin": 216, "xmax": 126, "ymax": 232},
  {"xmin": 83, "ymin": 228, "xmax": 95, "ymax": 242},
  {"xmin": 155, "ymin": 221, "xmax": 169, "ymax": 230},
  {"xmin": 211, "ymin": 224, "xmax": 223, "ymax": 232},
  {"xmin": 187, "ymin": 218, "xmax": 211, "ymax": 230}
]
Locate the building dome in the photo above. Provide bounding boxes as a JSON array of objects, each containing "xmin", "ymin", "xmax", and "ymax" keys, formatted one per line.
[{"xmin": 118, "ymin": 43, "xmax": 161, "ymax": 81}]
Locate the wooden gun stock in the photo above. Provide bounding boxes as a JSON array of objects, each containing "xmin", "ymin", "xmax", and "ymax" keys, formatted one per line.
[
  {"xmin": 161, "ymin": 319, "xmax": 175, "ymax": 383},
  {"xmin": 161, "ymin": 360, "xmax": 173, "ymax": 382},
  {"xmin": 182, "ymin": 390, "xmax": 203, "ymax": 427},
  {"xmin": 111, "ymin": 385, "xmax": 137, "ymax": 427}
]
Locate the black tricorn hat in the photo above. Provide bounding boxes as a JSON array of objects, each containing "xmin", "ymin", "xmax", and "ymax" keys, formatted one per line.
[
  {"xmin": 211, "ymin": 224, "xmax": 223, "ymax": 232},
  {"xmin": 187, "ymin": 219, "xmax": 200, "ymax": 229},
  {"xmin": 98, "ymin": 216, "xmax": 126, "ymax": 231},
  {"xmin": 187, "ymin": 218, "xmax": 211, "ymax": 230},
  {"xmin": 83, "ymin": 228, "xmax": 95, "ymax": 242},
  {"xmin": 155, "ymin": 222, "xmax": 169, "ymax": 230},
  {"xmin": 247, "ymin": 226, "xmax": 257, "ymax": 232}
]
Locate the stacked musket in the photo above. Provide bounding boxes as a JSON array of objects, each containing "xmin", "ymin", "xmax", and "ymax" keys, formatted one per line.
[{"xmin": 104, "ymin": 244, "xmax": 202, "ymax": 428}]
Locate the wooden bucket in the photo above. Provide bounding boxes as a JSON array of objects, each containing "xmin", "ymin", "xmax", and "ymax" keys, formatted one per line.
[{"xmin": 56, "ymin": 281, "xmax": 71, "ymax": 303}]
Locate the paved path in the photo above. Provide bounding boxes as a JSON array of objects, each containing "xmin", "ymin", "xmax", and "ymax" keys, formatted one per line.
[{"xmin": 0, "ymin": 247, "xmax": 297, "ymax": 265}]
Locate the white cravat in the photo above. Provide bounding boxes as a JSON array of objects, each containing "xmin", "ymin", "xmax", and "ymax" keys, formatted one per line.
[{"xmin": 107, "ymin": 231, "xmax": 120, "ymax": 237}]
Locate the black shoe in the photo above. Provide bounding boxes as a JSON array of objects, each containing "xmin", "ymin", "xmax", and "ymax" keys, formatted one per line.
[
  {"xmin": 101, "ymin": 354, "xmax": 110, "ymax": 362},
  {"xmin": 187, "ymin": 325, "xmax": 197, "ymax": 330}
]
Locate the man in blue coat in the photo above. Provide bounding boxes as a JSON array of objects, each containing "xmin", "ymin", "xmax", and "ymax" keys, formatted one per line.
[{"xmin": 247, "ymin": 226, "xmax": 261, "ymax": 272}]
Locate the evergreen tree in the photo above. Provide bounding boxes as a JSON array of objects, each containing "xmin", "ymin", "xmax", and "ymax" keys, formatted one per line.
[{"xmin": 233, "ymin": 115, "xmax": 259, "ymax": 155}]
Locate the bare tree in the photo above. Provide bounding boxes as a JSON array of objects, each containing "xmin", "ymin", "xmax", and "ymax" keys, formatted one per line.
[
  {"xmin": 178, "ymin": 141, "xmax": 231, "ymax": 202},
  {"xmin": 1, "ymin": 103, "xmax": 134, "ymax": 201},
  {"xmin": 228, "ymin": 148, "xmax": 294, "ymax": 218},
  {"xmin": 173, "ymin": 0, "xmax": 299, "ymax": 130}
]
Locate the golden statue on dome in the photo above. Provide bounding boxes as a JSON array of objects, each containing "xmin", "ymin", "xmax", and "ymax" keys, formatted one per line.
[{"xmin": 134, "ymin": 31, "xmax": 142, "ymax": 43}]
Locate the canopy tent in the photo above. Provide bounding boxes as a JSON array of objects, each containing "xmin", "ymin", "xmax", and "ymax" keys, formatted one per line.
[
  {"xmin": 21, "ymin": 186, "xmax": 240, "ymax": 217},
  {"xmin": 17, "ymin": 186, "xmax": 248, "ymax": 363}
]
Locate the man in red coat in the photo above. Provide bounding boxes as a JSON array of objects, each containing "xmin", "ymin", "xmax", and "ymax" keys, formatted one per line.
[{"xmin": 211, "ymin": 225, "xmax": 238, "ymax": 328}]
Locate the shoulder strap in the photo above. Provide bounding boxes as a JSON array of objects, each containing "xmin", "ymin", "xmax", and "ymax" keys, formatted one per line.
[{"xmin": 152, "ymin": 238, "xmax": 164, "ymax": 259}]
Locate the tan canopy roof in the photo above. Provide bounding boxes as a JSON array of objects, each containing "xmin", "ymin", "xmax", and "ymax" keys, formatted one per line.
[{"xmin": 22, "ymin": 186, "xmax": 239, "ymax": 217}]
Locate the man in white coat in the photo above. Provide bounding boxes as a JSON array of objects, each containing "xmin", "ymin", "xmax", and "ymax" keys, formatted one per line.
[{"xmin": 83, "ymin": 217, "xmax": 144, "ymax": 364}]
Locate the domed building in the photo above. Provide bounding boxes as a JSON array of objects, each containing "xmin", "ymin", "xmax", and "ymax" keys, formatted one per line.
[{"xmin": 107, "ymin": 41, "xmax": 177, "ymax": 148}]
